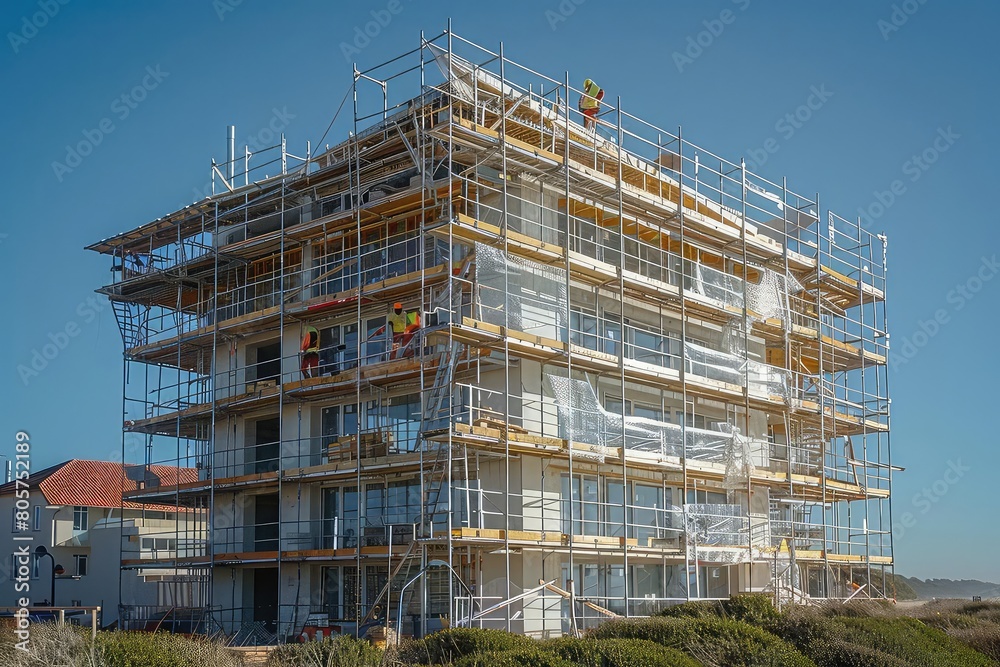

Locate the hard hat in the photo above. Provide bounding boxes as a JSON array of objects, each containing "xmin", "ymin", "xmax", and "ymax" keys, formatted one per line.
[
  {"xmin": 584, "ymin": 79, "xmax": 592, "ymax": 88},
  {"xmin": 393, "ymin": 302, "xmax": 403, "ymax": 310}
]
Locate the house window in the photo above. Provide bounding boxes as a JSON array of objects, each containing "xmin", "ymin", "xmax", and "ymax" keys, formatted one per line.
[
  {"xmin": 32, "ymin": 506, "xmax": 41, "ymax": 532},
  {"xmin": 9, "ymin": 554, "xmax": 41, "ymax": 580},
  {"xmin": 74, "ymin": 554, "xmax": 88, "ymax": 577},
  {"xmin": 73, "ymin": 506, "xmax": 88, "ymax": 532},
  {"xmin": 140, "ymin": 538, "xmax": 175, "ymax": 553}
]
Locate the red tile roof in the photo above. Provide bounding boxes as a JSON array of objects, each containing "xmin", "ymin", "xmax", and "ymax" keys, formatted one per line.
[{"xmin": 0, "ymin": 460, "xmax": 198, "ymax": 511}]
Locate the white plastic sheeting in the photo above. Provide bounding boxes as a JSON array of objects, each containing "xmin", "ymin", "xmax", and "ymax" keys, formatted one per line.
[
  {"xmin": 686, "ymin": 260, "xmax": 804, "ymax": 330},
  {"xmin": 547, "ymin": 375, "xmax": 740, "ymax": 465},
  {"xmin": 476, "ymin": 242, "xmax": 567, "ymax": 335},
  {"xmin": 684, "ymin": 504, "xmax": 748, "ymax": 548}
]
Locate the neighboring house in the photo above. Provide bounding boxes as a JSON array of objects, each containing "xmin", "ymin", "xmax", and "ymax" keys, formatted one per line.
[{"xmin": 0, "ymin": 459, "xmax": 202, "ymax": 627}]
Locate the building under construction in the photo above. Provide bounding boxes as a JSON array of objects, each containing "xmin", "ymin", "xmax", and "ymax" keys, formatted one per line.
[{"xmin": 89, "ymin": 28, "xmax": 894, "ymax": 642}]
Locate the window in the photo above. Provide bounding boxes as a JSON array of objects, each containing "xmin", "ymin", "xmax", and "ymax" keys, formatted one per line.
[
  {"xmin": 632, "ymin": 484, "xmax": 667, "ymax": 543},
  {"xmin": 321, "ymin": 403, "xmax": 359, "ymax": 447},
  {"xmin": 675, "ymin": 411, "xmax": 708, "ymax": 430},
  {"xmin": 633, "ymin": 402, "xmax": 664, "ymax": 422},
  {"xmin": 9, "ymin": 554, "xmax": 41, "ymax": 580},
  {"xmin": 140, "ymin": 538, "xmax": 175, "ymax": 552},
  {"xmin": 247, "ymin": 340, "xmax": 281, "ymax": 381},
  {"xmin": 74, "ymin": 554, "xmax": 88, "ymax": 577},
  {"xmin": 319, "ymin": 323, "xmax": 359, "ymax": 374},
  {"xmin": 570, "ymin": 310, "xmax": 598, "ymax": 350},
  {"xmin": 686, "ymin": 489, "xmax": 728, "ymax": 504},
  {"xmin": 10, "ymin": 554, "xmax": 40, "ymax": 580},
  {"xmin": 32, "ymin": 506, "xmax": 41, "ymax": 532},
  {"xmin": 322, "ymin": 486, "xmax": 358, "ymax": 548},
  {"xmin": 72, "ymin": 506, "xmax": 88, "ymax": 532},
  {"xmin": 561, "ymin": 474, "xmax": 602, "ymax": 536},
  {"xmin": 383, "ymin": 480, "xmax": 421, "ymax": 527},
  {"xmin": 383, "ymin": 394, "xmax": 420, "ymax": 452},
  {"xmin": 322, "ymin": 567, "xmax": 342, "ymax": 619}
]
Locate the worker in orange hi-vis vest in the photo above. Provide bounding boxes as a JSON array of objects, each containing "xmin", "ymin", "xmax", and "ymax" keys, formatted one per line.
[
  {"xmin": 579, "ymin": 78, "xmax": 604, "ymax": 131},
  {"xmin": 300, "ymin": 325, "xmax": 319, "ymax": 379}
]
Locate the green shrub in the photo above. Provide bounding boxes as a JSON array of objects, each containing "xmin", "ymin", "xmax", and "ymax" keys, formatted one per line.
[
  {"xmin": 266, "ymin": 634, "xmax": 382, "ymax": 667},
  {"xmin": 403, "ymin": 627, "xmax": 534, "ymax": 664},
  {"xmin": 807, "ymin": 638, "xmax": 908, "ymax": 667},
  {"xmin": 821, "ymin": 600, "xmax": 897, "ymax": 619},
  {"xmin": 97, "ymin": 632, "xmax": 192, "ymax": 667},
  {"xmin": 765, "ymin": 607, "xmax": 843, "ymax": 659},
  {"xmin": 453, "ymin": 647, "xmax": 576, "ymax": 667},
  {"xmin": 948, "ymin": 625, "xmax": 1000, "ymax": 663},
  {"xmin": 830, "ymin": 616, "xmax": 993, "ymax": 667},
  {"xmin": 543, "ymin": 636, "xmax": 701, "ymax": 667},
  {"xmin": 723, "ymin": 594, "xmax": 780, "ymax": 625},
  {"xmin": 589, "ymin": 616, "xmax": 815, "ymax": 667},
  {"xmin": 655, "ymin": 600, "xmax": 722, "ymax": 619}
]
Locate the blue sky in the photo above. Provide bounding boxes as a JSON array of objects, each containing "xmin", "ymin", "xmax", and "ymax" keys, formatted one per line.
[{"xmin": 1, "ymin": 1, "xmax": 996, "ymax": 582}]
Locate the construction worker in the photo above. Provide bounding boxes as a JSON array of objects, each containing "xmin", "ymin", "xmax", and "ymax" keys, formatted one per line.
[
  {"xmin": 399, "ymin": 308, "xmax": 421, "ymax": 358},
  {"xmin": 579, "ymin": 78, "xmax": 604, "ymax": 130},
  {"xmin": 388, "ymin": 302, "xmax": 408, "ymax": 354},
  {"xmin": 300, "ymin": 324, "xmax": 320, "ymax": 379}
]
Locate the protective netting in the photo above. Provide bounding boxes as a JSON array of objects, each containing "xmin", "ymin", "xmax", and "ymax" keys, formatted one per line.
[
  {"xmin": 686, "ymin": 262, "xmax": 803, "ymax": 330},
  {"xmin": 684, "ymin": 340, "xmax": 789, "ymax": 400},
  {"xmin": 684, "ymin": 504, "xmax": 748, "ymax": 547},
  {"xmin": 546, "ymin": 375, "xmax": 735, "ymax": 463},
  {"xmin": 718, "ymin": 423, "xmax": 756, "ymax": 489},
  {"xmin": 477, "ymin": 244, "xmax": 790, "ymax": 402},
  {"xmin": 476, "ymin": 243, "xmax": 567, "ymax": 334},
  {"xmin": 747, "ymin": 270, "xmax": 804, "ymax": 326}
]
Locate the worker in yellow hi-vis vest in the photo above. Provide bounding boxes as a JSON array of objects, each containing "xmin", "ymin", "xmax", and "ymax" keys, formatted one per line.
[
  {"xmin": 388, "ymin": 302, "xmax": 408, "ymax": 354},
  {"xmin": 579, "ymin": 78, "xmax": 604, "ymax": 131},
  {"xmin": 400, "ymin": 309, "xmax": 421, "ymax": 358}
]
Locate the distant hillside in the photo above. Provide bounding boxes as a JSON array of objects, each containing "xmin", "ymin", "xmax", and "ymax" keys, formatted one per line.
[{"xmin": 899, "ymin": 576, "xmax": 1000, "ymax": 600}]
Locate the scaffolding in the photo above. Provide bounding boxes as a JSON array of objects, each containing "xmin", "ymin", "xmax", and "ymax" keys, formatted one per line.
[{"xmin": 88, "ymin": 24, "xmax": 893, "ymax": 641}]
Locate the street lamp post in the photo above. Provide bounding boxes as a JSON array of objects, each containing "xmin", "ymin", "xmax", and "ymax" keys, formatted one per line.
[{"xmin": 33, "ymin": 546, "xmax": 64, "ymax": 607}]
